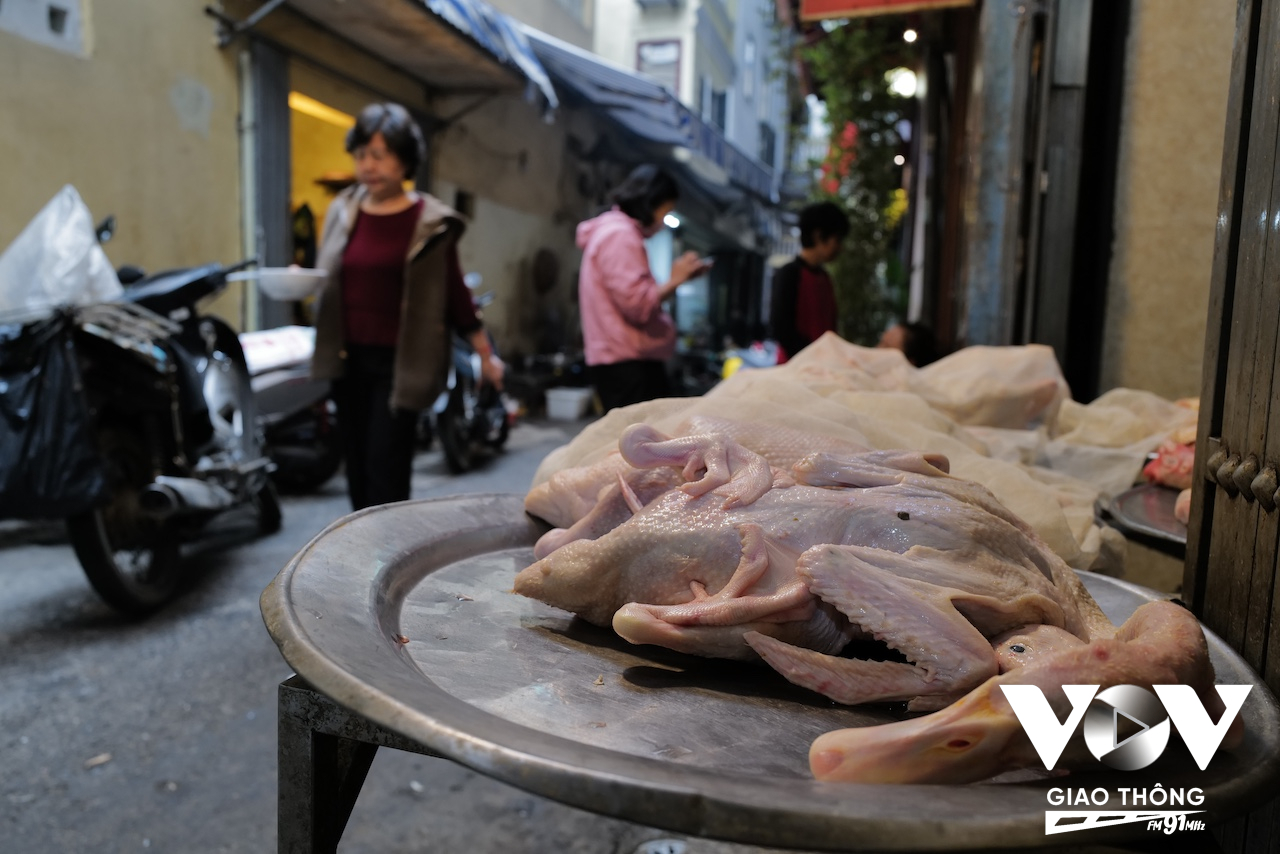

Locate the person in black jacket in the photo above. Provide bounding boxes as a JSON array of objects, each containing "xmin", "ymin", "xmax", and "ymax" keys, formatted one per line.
[{"xmin": 770, "ymin": 201, "xmax": 850, "ymax": 361}]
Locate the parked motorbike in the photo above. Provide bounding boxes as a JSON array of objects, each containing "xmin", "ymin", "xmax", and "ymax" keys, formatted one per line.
[
  {"xmin": 0, "ymin": 199, "xmax": 281, "ymax": 615},
  {"xmin": 431, "ymin": 275, "xmax": 516, "ymax": 474},
  {"xmin": 9, "ymin": 266, "xmax": 279, "ymax": 614},
  {"xmin": 239, "ymin": 325, "xmax": 341, "ymax": 493}
]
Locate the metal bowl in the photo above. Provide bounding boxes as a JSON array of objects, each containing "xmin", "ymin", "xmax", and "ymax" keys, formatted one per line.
[{"xmin": 260, "ymin": 494, "xmax": 1280, "ymax": 851}]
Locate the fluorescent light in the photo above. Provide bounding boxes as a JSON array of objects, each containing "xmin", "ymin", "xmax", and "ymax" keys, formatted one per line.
[
  {"xmin": 894, "ymin": 155, "xmax": 906, "ymax": 166},
  {"xmin": 664, "ymin": 213, "xmax": 681, "ymax": 228},
  {"xmin": 903, "ymin": 29, "xmax": 918, "ymax": 43},
  {"xmin": 289, "ymin": 92, "xmax": 355, "ymax": 128}
]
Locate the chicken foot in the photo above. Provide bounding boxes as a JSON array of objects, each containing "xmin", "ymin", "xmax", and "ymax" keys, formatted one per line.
[
  {"xmin": 612, "ymin": 524, "xmax": 821, "ymax": 659},
  {"xmin": 619, "ymin": 424, "xmax": 783, "ymax": 509}
]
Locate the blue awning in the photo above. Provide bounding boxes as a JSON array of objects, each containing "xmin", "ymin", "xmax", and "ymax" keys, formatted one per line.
[
  {"xmin": 524, "ymin": 27, "xmax": 774, "ymax": 201},
  {"xmin": 524, "ymin": 28, "xmax": 689, "ymax": 146},
  {"xmin": 422, "ymin": 0, "xmax": 557, "ymax": 111},
  {"xmin": 280, "ymin": 0, "xmax": 557, "ymax": 111}
]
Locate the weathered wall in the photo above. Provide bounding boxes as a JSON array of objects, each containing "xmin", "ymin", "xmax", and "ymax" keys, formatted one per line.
[
  {"xmin": 432, "ymin": 94, "xmax": 593, "ymax": 358},
  {"xmin": 0, "ymin": 0, "xmax": 592, "ymax": 351},
  {"xmin": 1101, "ymin": 0, "xmax": 1237, "ymax": 399},
  {"xmin": 435, "ymin": 176, "xmax": 584, "ymax": 358},
  {"xmin": 485, "ymin": 0, "xmax": 593, "ymax": 49},
  {"xmin": 0, "ymin": 2, "xmax": 241, "ymax": 321},
  {"xmin": 595, "ymin": 0, "xmax": 701, "ymax": 102},
  {"xmin": 727, "ymin": 0, "xmax": 790, "ymax": 175}
]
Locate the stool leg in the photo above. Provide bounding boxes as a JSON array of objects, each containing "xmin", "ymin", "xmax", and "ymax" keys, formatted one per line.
[{"xmin": 278, "ymin": 683, "xmax": 378, "ymax": 853}]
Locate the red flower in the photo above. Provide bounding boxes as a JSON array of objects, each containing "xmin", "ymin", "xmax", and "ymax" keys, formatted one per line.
[{"xmin": 840, "ymin": 121, "xmax": 858, "ymax": 148}]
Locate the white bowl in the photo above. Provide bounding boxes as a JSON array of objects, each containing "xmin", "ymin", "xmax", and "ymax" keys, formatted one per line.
[{"xmin": 228, "ymin": 267, "xmax": 328, "ymax": 301}]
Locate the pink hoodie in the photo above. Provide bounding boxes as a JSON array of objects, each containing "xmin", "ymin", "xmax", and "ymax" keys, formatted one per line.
[{"xmin": 576, "ymin": 209, "xmax": 675, "ymax": 365}]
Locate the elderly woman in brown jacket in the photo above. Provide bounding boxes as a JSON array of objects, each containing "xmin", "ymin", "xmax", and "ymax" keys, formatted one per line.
[{"xmin": 311, "ymin": 102, "xmax": 503, "ymax": 511}]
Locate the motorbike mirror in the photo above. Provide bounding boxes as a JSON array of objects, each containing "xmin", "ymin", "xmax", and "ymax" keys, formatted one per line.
[
  {"xmin": 95, "ymin": 215, "xmax": 116, "ymax": 244},
  {"xmin": 116, "ymin": 265, "xmax": 146, "ymax": 285},
  {"xmin": 463, "ymin": 272, "xmax": 483, "ymax": 289}
]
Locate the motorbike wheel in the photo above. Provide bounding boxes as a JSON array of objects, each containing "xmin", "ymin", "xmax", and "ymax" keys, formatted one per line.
[
  {"xmin": 268, "ymin": 401, "xmax": 342, "ymax": 494},
  {"xmin": 493, "ymin": 417, "xmax": 510, "ymax": 450},
  {"xmin": 206, "ymin": 317, "xmax": 288, "ymax": 527},
  {"xmin": 202, "ymin": 318, "xmax": 262, "ymax": 466},
  {"xmin": 66, "ymin": 429, "xmax": 182, "ymax": 616},
  {"xmin": 484, "ymin": 411, "xmax": 511, "ymax": 452},
  {"xmin": 437, "ymin": 387, "xmax": 475, "ymax": 475},
  {"xmin": 256, "ymin": 479, "xmax": 282, "ymax": 535},
  {"xmin": 484, "ymin": 388, "xmax": 511, "ymax": 451},
  {"xmin": 270, "ymin": 450, "xmax": 341, "ymax": 494},
  {"xmin": 416, "ymin": 411, "xmax": 435, "ymax": 451}
]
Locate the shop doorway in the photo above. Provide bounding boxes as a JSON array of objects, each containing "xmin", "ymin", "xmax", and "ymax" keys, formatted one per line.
[
  {"xmin": 287, "ymin": 90, "xmax": 356, "ymax": 326},
  {"xmin": 260, "ymin": 58, "xmax": 432, "ymax": 329}
]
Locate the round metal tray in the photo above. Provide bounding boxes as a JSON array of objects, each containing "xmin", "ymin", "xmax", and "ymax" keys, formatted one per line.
[
  {"xmin": 261, "ymin": 494, "xmax": 1280, "ymax": 852},
  {"xmin": 1106, "ymin": 483, "xmax": 1188, "ymax": 546}
]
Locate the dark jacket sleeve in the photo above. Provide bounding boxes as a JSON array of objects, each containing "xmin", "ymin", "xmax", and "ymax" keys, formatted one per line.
[
  {"xmin": 444, "ymin": 243, "xmax": 483, "ymax": 335},
  {"xmin": 770, "ymin": 260, "xmax": 804, "ymax": 359}
]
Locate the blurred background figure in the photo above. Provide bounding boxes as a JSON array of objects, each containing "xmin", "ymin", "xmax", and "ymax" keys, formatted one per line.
[
  {"xmin": 770, "ymin": 201, "xmax": 851, "ymax": 362},
  {"xmin": 310, "ymin": 102, "xmax": 503, "ymax": 511},
  {"xmin": 576, "ymin": 164, "xmax": 710, "ymax": 412},
  {"xmin": 878, "ymin": 320, "xmax": 940, "ymax": 367}
]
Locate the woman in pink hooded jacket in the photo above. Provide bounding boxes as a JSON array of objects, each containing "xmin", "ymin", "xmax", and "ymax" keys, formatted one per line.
[{"xmin": 576, "ymin": 165, "xmax": 710, "ymax": 412}]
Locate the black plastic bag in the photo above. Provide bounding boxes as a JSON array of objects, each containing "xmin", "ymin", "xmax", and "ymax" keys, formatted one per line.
[{"xmin": 0, "ymin": 313, "xmax": 108, "ymax": 519}]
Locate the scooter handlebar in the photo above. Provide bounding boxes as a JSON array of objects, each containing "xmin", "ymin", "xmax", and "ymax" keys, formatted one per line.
[{"xmin": 223, "ymin": 258, "xmax": 259, "ymax": 276}]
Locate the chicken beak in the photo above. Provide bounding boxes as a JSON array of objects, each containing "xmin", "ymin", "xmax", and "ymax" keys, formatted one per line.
[{"xmin": 809, "ymin": 692, "xmax": 1021, "ymax": 784}]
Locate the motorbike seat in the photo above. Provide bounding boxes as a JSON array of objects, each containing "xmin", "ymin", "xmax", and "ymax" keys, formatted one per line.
[{"xmin": 123, "ymin": 264, "xmax": 226, "ymax": 315}]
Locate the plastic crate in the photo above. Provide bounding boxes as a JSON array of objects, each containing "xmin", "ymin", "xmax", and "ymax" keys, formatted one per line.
[{"xmin": 545, "ymin": 387, "xmax": 593, "ymax": 420}]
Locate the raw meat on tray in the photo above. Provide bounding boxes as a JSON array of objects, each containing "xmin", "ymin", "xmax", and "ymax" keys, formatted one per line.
[
  {"xmin": 517, "ymin": 425, "xmax": 1113, "ymax": 711},
  {"xmin": 515, "ymin": 340, "xmax": 1233, "ymax": 784}
]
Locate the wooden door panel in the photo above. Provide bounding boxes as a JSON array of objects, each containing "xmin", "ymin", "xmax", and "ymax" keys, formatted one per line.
[
  {"xmin": 1187, "ymin": 0, "xmax": 1280, "ymax": 848},
  {"xmin": 1201, "ymin": 0, "xmax": 1280, "ymax": 660}
]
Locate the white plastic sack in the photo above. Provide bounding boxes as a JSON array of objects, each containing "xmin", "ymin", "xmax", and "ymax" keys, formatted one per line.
[{"xmin": 0, "ymin": 185, "xmax": 122, "ymax": 317}]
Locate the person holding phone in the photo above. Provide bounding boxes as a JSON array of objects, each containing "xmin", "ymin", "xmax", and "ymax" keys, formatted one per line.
[{"xmin": 575, "ymin": 164, "xmax": 710, "ymax": 412}]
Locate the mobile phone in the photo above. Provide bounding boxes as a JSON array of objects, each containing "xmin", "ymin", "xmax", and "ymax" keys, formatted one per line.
[{"xmin": 699, "ymin": 256, "xmax": 714, "ymax": 266}]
